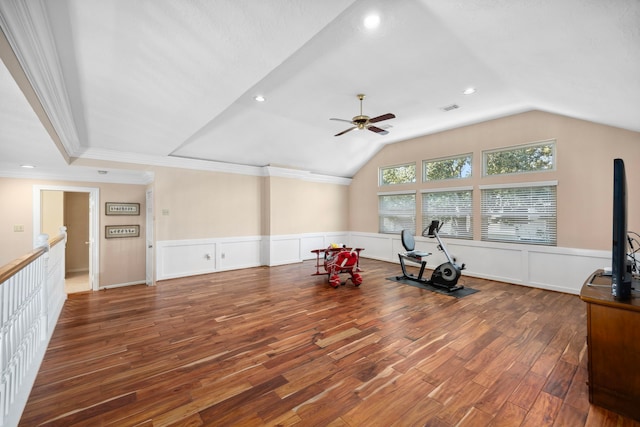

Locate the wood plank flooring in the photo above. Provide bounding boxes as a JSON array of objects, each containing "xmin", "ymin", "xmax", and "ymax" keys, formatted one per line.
[{"xmin": 19, "ymin": 259, "xmax": 640, "ymax": 426}]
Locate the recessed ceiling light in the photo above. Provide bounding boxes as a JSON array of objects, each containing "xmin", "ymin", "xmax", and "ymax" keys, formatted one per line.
[
  {"xmin": 463, "ymin": 87, "xmax": 476, "ymax": 95},
  {"xmin": 254, "ymin": 95, "xmax": 266, "ymax": 102},
  {"xmin": 20, "ymin": 164, "xmax": 35, "ymax": 169},
  {"xmin": 363, "ymin": 14, "xmax": 380, "ymax": 29}
]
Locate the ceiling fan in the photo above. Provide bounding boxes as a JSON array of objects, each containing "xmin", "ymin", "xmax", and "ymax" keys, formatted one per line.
[{"xmin": 330, "ymin": 94, "xmax": 395, "ymax": 137}]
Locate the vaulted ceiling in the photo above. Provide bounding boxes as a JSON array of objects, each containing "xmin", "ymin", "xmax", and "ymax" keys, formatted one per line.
[{"xmin": 1, "ymin": 0, "xmax": 638, "ymax": 184}]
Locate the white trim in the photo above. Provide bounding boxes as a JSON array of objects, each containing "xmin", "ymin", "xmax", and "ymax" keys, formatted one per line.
[
  {"xmin": 0, "ymin": 168, "xmax": 153, "ymax": 185},
  {"xmin": 423, "ymin": 152, "xmax": 474, "ymax": 163},
  {"xmin": 0, "ymin": 0, "xmax": 82, "ymax": 155},
  {"xmin": 377, "ymin": 190, "xmax": 417, "ymax": 196},
  {"xmin": 478, "ymin": 180, "xmax": 558, "ymax": 190},
  {"xmin": 78, "ymin": 148, "xmax": 353, "ymax": 184},
  {"xmin": 420, "ymin": 186, "xmax": 474, "ymax": 193},
  {"xmin": 88, "ymin": 148, "xmax": 265, "ymax": 176},
  {"xmin": 101, "ymin": 280, "xmax": 146, "ymax": 290},
  {"xmin": 33, "ymin": 185, "xmax": 100, "ymax": 290},
  {"xmin": 264, "ymin": 166, "xmax": 352, "ymax": 185}
]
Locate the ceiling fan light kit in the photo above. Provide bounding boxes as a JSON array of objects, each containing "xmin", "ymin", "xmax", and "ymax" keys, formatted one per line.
[{"xmin": 330, "ymin": 94, "xmax": 395, "ymax": 137}]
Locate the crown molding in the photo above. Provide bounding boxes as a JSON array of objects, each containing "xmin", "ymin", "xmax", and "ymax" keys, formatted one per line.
[
  {"xmin": 0, "ymin": 168, "xmax": 154, "ymax": 186},
  {"xmin": 264, "ymin": 166, "xmax": 352, "ymax": 185},
  {"xmin": 0, "ymin": 0, "xmax": 82, "ymax": 156},
  {"xmin": 80, "ymin": 148, "xmax": 351, "ymax": 184},
  {"xmin": 83, "ymin": 148, "xmax": 265, "ymax": 176}
]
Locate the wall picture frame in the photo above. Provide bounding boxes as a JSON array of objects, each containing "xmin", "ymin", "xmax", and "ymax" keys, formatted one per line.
[
  {"xmin": 105, "ymin": 225, "xmax": 140, "ymax": 238},
  {"xmin": 105, "ymin": 202, "xmax": 140, "ymax": 216}
]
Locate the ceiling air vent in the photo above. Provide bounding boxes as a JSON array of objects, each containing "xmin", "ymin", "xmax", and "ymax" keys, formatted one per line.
[{"xmin": 442, "ymin": 104, "xmax": 460, "ymax": 112}]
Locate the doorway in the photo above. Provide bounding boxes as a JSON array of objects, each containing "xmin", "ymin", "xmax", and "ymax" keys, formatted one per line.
[
  {"xmin": 64, "ymin": 192, "xmax": 90, "ymax": 292},
  {"xmin": 33, "ymin": 185, "xmax": 100, "ymax": 291},
  {"xmin": 145, "ymin": 189, "xmax": 154, "ymax": 285}
]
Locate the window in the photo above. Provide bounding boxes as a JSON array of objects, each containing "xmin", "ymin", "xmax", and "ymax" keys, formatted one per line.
[
  {"xmin": 380, "ymin": 163, "xmax": 416, "ymax": 186},
  {"xmin": 480, "ymin": 182, "xmax": 557, "ymax": 245},
  {"xmin": 378, "ymin": 192, "xmax": 416, "ymax": 234},
  {"xmin": 422, "ymin": 188, "xmax": 473, "ymax": 239},
  {"xmin": 423, "ymin": 154, "xmax": 472, "ymax": 181},
  {"xmin": 483, "ymin": 141, "xmax": 555, "ymax": 176}
]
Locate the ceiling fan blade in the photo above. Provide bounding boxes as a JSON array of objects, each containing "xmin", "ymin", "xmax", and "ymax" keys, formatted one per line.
[
  {"xmin": 369, "ymin": 113, "xmax": 396, "ymax": 123},
  {"xmin": 367, "ymin": 125, "xmax": 389, "ymax": 135},
  {"xmin": 335, "ymin": 126, "xmax": 356, "ymax": 136},
  {"xmin": 330, "ymin": 118, "xmax": 354, "ymax": 124}
]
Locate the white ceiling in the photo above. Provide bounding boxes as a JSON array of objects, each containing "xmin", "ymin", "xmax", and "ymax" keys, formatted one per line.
[{"xmin": 1, "ymin": 0, "xmax": 638, "ymax": 183}]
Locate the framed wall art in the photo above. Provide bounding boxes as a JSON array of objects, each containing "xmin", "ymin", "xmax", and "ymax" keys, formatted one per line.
[
  {"xmin": 105, "ymin": 225, "xmax": 140, "ymax": 238},
  {"xmin": 105, "ymin": 202, "xmax": 140, "ymax": 216}
]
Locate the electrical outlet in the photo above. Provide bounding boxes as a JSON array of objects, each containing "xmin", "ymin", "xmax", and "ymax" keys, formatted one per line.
[
  {"xmin": 13, "ymin": 225, "xmax": 24, "ymax": 232},
  {"xmin": 221, "ymin": 253, "xmax": 225, "ymax": 259},
  {"xmin": 162, "ymin": 209, "xmax": 170, "ymax": 216}
]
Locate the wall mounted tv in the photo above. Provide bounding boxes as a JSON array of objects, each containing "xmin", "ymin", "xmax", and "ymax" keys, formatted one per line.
[{"xmin": 612, "ymin": 158, "xmax": 633, "ymax": 299}]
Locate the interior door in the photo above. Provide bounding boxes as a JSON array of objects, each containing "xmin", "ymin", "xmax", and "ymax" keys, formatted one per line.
[{"xmin": 145, "ymin": 189, "xmax": 154, "ymax": 285}]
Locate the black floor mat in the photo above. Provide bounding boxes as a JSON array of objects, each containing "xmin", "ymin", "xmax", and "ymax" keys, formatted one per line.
[{"xmin": 386, "ymin": 276, "xmax": 479, "ymax": 298}]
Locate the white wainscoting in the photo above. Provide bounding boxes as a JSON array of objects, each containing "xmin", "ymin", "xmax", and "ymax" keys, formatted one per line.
[
  {"xmin": 349, "ymin": 231, "xmax": 610, "ymax": 295},
  {"xmin": 264, "ymin": 232, "xmax": 350, "ymax": 266},
  {"xmin": 157, "ymin": 232, "xmax": 350, "ymax": 280},
  {"xmin": 156, "ymin": 236, "xmax": 263, "ymax": 280},
  {"xmin": 156, "ymin": 232, "xmax": 609, "ymax": 294}
]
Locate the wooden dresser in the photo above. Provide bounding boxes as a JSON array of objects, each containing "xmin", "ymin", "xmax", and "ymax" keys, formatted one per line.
[{"xmin": 580, "ymin": 271, "xmax": 640, "ymax": 421}]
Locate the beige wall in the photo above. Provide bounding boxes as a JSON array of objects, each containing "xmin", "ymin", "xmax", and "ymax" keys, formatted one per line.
[
  {"xmin": 153, "ymin": 168, "xmax": 263, "ymax": 240},
  {"xmin": 0, "ymin": 178, "xmax": 35, "ymax": 261},
  {"xmin": 101, "ymin": 184, "xmax": 146, "ymax": 286},
  {"xmin": 349, "ymin": 110, "xmax": 640, "ymax": 250},
  {"xmin": 153, "ymin": 167, "xmax": 350, "ymax": 239},
  {"xmin": 41, "ymin": 190, "xmax": 64, "ymax": 238},
  {"xmin": 0, "ymin": 177, "xmax": 146, "ymax": 287},
  {"xmin": 267, "ymin": 176, "xmax": 349, "ymax": 235}
]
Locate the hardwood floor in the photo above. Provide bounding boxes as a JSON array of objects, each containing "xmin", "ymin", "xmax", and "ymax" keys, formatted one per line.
[{"xmin": 20, "ymin": 259, "xmax": 640, "ymax": 426}]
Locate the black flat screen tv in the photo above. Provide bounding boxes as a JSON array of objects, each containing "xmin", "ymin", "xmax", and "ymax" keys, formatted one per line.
[{"xmin": 612, "ymin": 158, "xmax": 632, "ymax": 300}]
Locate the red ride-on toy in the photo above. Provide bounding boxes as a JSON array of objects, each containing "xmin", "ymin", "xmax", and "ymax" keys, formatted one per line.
[{"xmin": 311, "ymin": 245, "xmax": 363, "ymax": 288}]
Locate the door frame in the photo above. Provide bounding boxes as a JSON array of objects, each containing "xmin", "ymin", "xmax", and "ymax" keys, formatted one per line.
[
  {"xmin": 33, "ymin": 185, "xmax": 100, "ymax": 291},
  {"xmin": 145, "ymin": 189, "xmax": 154, "ymax": 286}
]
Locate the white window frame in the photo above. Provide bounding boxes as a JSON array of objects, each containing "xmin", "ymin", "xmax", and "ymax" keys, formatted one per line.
[
  {"xmin": 379, "ymin": 162, "xmax": 417, "ymax": 186},
  {"xmin": 378, "ymin": 190, "xmax": 416, "ymax": 234},
  {"xmin": 480, "ymin": 181, "xmax": 558, "ymax": 245},
  {"xmin": 422, "ymin": 153, "xmax": 473, "ymax": 182},
  {"xmin": 421, "ymin": 187, "xmax": 473, "ymax": 239},
  {"xmin": 483, "ymin": 140, "xmax": 556, "ymax": 177}
]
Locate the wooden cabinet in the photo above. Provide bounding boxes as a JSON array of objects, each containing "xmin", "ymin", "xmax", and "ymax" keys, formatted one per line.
[{"xmin": 580, "ymin": 271, "xmax": 640, "ymax": 421}]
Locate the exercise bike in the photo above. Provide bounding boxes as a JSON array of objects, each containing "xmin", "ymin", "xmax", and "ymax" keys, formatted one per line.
[{"xmin": 397, "ymin": 220, "xmax": 466, "ymax": 292}]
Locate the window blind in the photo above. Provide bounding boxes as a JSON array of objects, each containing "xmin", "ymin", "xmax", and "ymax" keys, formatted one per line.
[
  {"xmin": 421, "ymin": 189, "xmax": 472, "ymax": 239},
  {"xmin": 378, "ymin": 193, "xmax": 416, "ymax": 234},
  {"xmin": 481, "ymin": 185, "xmax": 557, "ymax": 245}
]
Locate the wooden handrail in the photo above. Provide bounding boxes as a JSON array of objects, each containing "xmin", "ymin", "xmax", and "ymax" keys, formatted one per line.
[
  {"xmin": 50, "ymin": 234, "xmax": 65, "ymax": 247},
  {"xmin": 0, "ymin": 235, "xmax": 65, "ymax": 284}
]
